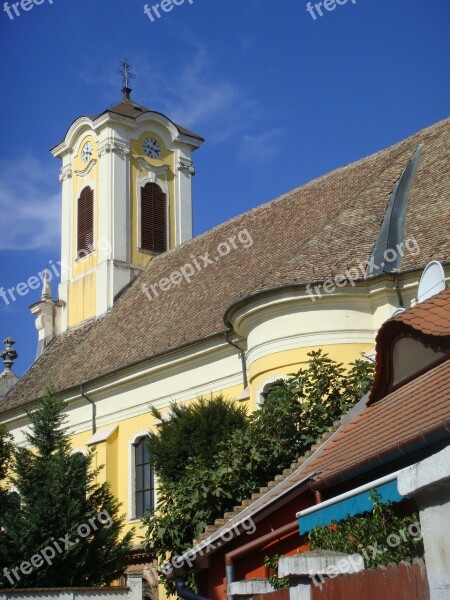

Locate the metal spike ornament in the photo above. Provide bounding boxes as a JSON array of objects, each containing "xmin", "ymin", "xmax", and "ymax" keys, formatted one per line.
[{"xmin": 117, "ymin": 59, "xmax": 136, "ymax": 99}]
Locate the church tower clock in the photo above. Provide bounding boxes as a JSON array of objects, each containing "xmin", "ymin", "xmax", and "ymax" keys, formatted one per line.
[{"xmin": 49, "ymin": 62, "xmax": 204, "ymax": 334}]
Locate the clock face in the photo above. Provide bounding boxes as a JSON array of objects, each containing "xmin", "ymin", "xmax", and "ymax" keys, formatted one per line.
[
  {"xmin": 81, "ymin": 141, "xmax": 93, "ymax": 164},
  {"xmin": 143, "ymin": 137, "xmax": 161, "ymax": 159}
]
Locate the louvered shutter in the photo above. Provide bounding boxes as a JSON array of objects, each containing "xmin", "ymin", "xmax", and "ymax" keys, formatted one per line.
[
  {"xmin": 77, "ymin": 187, "xmax": 94, "ymax": 258},
  {"xmin": 141, "ymin": 183, "xmax": 167, "ymax": 253}
]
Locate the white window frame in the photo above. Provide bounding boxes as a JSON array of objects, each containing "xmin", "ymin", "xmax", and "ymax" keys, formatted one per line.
[
  {"xmin": 257, "ymin": 374, "xmax": 289, "ymax": 406},
  {"xmin": 128, "ymin": 430, "xmax": 155, "ymax": 522}
]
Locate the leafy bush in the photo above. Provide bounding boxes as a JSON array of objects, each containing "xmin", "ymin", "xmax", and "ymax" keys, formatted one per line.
[
  {"xmin": 308, "ymin": 490, "xmax": 424, "ymax": 568},
  {"xmin": 147, "ymin": 395, "xmax": 248, "ymax": 485}
]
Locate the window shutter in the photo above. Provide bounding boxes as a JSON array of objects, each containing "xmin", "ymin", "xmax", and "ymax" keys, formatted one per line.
[
  {"xmin": 141, "ymin": 183, "xmax": 167, "ymax": 253},
  {"xmin": 77, "ymin": 187, "xmax": 94, "ymax": 258}
]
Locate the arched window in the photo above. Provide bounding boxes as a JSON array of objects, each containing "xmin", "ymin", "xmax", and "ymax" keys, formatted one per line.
[
  {"xmin": 257, "ymin": 375, "xmax": 289, "ymax": 406},
  {"xmin": 134, "ymin": 436, "xmax": 155, "ymax": 519},
  {"xmin": 141, "ymin": 183, "xmax": 167, "ymax": 253},
  {"xmin": 77, "ymin": 186, "xmax": 94, "ymax": 259}
]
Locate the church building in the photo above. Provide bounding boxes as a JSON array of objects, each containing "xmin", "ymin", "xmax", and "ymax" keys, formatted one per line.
[{"xmin": 0, "ymin": 75, "xmax": 449, "ymax": 596}]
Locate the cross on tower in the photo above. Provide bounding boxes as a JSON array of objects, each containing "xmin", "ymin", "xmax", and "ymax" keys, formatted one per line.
[{"xmin": 117, "ymin": 59, "xmax": 136, "ymax": 99}]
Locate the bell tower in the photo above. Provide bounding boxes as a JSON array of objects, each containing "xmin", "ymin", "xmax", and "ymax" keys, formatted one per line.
[{"xmin": 50, "ymin": 62, "xmax": 204, "ymax": 333}]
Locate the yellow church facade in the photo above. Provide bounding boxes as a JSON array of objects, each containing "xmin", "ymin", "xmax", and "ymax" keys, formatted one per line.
[{"xmin": 0, "ymin": 84, "xmax": 449, "ymax": 565}]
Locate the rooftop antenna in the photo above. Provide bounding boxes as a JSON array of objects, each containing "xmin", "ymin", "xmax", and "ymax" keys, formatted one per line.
[{"xmin": 117, "ymin": 59, "xmax": 135, "ymax": 100}]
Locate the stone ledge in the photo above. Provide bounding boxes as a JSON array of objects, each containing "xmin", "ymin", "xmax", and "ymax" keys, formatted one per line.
[
  {"xmin": 228, "ymin": 579, "xmax": 276, "ymax": 597},
  {"xmin": 398, "ymin": 445, "xmax": 450, "ymax": 497},
  {"xmin": 278, "ymin": 551, "xmax": 364, "ymax": 577}
]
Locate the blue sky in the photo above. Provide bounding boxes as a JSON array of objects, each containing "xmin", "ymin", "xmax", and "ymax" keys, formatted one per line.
[{"xmin": 0, "ymin": 0, "xmax": 449, "ymax": 375}]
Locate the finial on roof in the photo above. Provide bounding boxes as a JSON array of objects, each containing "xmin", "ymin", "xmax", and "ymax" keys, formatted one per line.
[
  {"xmin": 117, "ymin": 59, "xmax": 135, "ymax": 100},
  {"xmin": 41, "ymin": 269, "xmax": 52, "ymax": 300},
  {"xmin": 1, "ymin": 338, "xmax": 18, "ymax": 373}
]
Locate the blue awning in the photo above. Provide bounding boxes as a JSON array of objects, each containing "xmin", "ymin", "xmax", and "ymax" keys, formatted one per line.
[{"xmin": 298, "ymin": 479, "xmax": 404, "ymax": 535}]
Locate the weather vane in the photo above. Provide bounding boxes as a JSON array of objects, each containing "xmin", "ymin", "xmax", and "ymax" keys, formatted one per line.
[{"xmin": 117, "ymin": 59, "xmax": 136, "ymax": 93}]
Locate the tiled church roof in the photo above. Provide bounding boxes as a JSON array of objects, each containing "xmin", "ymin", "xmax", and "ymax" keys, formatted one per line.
[{"xmin": 2, "ymin": 118, "xmax": 449, "ymax": 414}]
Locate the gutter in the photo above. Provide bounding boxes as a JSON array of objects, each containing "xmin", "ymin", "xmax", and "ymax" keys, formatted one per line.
[
  {"xmin": 0, "ymin": 332, "xmax": 226, "ymax": 419},
  {"xmin": 80, "ymin": 385, "xmax": 96, "ymax": 434},
  {"xmin": 296, "ymin": 470, "xmax": 401, "ymax": 520},
  {"xmin": 224, "ymin": 332, "xmax": 248, "ymax": 388},
  {"xmin": 223, "ymin": 263, "xmax": 450, "ymax": 328}
]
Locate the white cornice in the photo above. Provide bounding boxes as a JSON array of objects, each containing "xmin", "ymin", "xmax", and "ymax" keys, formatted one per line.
[
  {"xmin": 246, "ymin": 329, "xmax": 377, "ymax": 366},
  {"xmin": 52, "ymin": 117, "xmax": 95, "ymax": 158}
]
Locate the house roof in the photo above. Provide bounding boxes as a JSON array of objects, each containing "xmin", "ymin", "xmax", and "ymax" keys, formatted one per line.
[
  {"xmin": 308, "ymin": 357, "xmax": 450, "ymax": 491},
  {"xmin": 1, "ymin": 118, "xmax": 450, "ymax": 415}
]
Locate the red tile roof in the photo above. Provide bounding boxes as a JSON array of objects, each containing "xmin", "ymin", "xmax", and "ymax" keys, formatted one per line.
[{"xmin": 391, "ymin": 288, "xmax": 450, "ymax": 336}]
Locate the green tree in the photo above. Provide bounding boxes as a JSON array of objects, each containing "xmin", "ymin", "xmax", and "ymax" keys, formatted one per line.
[
  {"xmin": 147, "ymin": 395, "xmax": 248, "ymax": 485},
  {"xmin": 144, "ymin": 351, "xmax": 374, "ymax": 592},
  {"xmin": 0, "ymin": 423, "xmax": 15, "ymax": 563},
  {"xmin": 0, "ymin": 424, "xmax": 13, "ymax": 483},
  {"xmin": 0, "ymin": 387, "xmax": 133, "ymax": 589}
]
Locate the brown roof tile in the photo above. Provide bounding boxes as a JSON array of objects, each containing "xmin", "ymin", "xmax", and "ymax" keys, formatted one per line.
[{"xmin": 2, "ymin": 118, "xmax": 450, "ymax": 414}]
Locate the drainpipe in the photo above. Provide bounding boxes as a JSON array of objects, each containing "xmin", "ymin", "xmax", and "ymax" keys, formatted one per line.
[
  {"xmin": 80, "ymin": 385, "xmax": 96, "ymax": 434},
  {"xmin": 394, "ymin": 272, "xmax": 404, "ymax": 308},
  {"xmin": 225, "ymin": 520, "xmax": 299, "ymax": 600},
  {"xmin": 224, "ymin": 333, "xmax": 248, "ymax": 389},
  {"xmin": 174, "ymin": 577, "xmax": 210, "ymax": 600}
]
